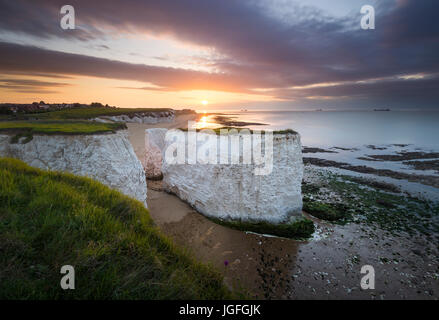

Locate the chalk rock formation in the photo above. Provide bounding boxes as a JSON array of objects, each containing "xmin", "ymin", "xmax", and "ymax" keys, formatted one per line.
[
  {"xmin": 0, "ymin": 131, "xmax": 147, "ymax": 205},
  {"xmin": 144, "ymin": 128, "xmax": 168, "ymax": 179},
  {"xmin": 144, "ymin": 128, "xmax": 303, "ymax": 223}
]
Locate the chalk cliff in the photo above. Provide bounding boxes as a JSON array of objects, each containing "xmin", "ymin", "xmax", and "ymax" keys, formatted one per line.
[
  {"xmin": 144, "ymin": 128, "xmax": 168, "ymax": 179},
  {"xmin": 95, "ymin": 111, "xmax": 175, "ymax": 124},
  {"xmin": 144, "ymin": 128, "xmax": 303, "ymax": 223},
  {"xmin": 0, "ymin": 131, "xmax": 147, "ymax": 205}
]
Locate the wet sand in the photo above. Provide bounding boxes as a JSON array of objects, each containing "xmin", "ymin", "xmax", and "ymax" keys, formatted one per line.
[
  {"xmin": 147, "ymin": 181, "xmax": 438, "ymax": 299},
  {"xmin": 126, "ymin": 115, "xmax": 439, "ymax": 300}
]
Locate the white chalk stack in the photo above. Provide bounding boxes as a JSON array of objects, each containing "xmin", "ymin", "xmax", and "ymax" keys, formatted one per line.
[{"xmin": 144, "ymin": 128, "xmax": 303, "ymax": 223}]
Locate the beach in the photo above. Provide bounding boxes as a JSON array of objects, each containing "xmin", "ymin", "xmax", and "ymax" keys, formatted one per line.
[
  {"xmin": 126, "ymin": 113, "xmax": 199, "ymax": 161},
  {"xmin": 126, "ymin": 112, "xmax": 439, "ymax": 299}
]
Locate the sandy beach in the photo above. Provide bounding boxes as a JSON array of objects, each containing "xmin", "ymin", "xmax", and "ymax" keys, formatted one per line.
[{"xmin": 126, "ymin": 113, "xmax": 198, "ymax": 161}]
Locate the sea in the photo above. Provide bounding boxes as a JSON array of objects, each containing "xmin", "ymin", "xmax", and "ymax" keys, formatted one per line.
[{"xmin": 195, "ymin": 110, "xmax": 439, "ymax": 199}]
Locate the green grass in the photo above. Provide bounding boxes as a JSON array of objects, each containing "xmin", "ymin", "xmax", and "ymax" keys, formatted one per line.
[
  {"xmin": 9, "ymin": 132, "xmax": 34, "ymax": 144},
  {"xmin": 0, "ymin": 120, "xmax": 127, "ymax": 135},
  {"xmin": 0, "ymin": 158, "xmax": 232, "ymax": 299},
  {"xmin": 208, "ymin": 217, "xmax": 315, "ymax": 239},
  {"xmin": 8, "ymin": 107, "xmax": 172, "ymax": 120}
]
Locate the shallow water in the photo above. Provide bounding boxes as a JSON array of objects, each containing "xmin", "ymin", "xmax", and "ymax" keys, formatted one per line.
[
  {"xmin": 134, "ymin": 113, "xmax": 439, "ymax": 299},
  {"xmin": 196, "ymin": 111, "xmax": 439, "ymax": 189}
]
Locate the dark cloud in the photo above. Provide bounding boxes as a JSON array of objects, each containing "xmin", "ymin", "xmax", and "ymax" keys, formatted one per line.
[
  {"xmin": 0, "ymin": 76, "xmax": 70, "ymax": 94},
  {"xmin": 0, "ymin": 78, "xmax": 70, "ymax": 87},
  {"xmin": 0, "ymin": 42, "xmax": 264, "ymax": 93},
  {"xmin": 0, "ymin": 0, "xmax": 102, "ymax": 41},
  {"xmin": 1, "ymin": 71, "xmax": 73, "ymax": 79},
  {"xmin": 0, "ymin": 0, "xmax": 438, "ymax": 108},
  {"xmin": 270, "ymin": 75, "xmax": 439, "ymax": 108}
]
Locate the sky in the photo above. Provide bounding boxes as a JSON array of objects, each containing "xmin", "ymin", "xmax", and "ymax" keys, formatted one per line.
[{"xmin": 0, "ymin": 0, "xmax": 438, "ymax": 110}]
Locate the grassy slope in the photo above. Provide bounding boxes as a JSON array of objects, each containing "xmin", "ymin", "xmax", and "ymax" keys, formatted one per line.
[
  {"xmin": 0, "ymin": 120, "xmax": 126, "ymax": 135},
  {"xmin": 0, "ymin": 158, "xmax": 231, "ymax": 299}
]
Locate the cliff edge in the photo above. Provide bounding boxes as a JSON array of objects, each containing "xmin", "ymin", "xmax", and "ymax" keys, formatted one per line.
[{"xmin": 0, "ymin": 131, "xmax": 147, "ymax": 205}]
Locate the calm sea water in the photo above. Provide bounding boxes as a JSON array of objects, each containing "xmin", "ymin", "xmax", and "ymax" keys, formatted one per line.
[
  {"xmin": 200, "ymin": 111, "xmax": 439, "ymax": 150},
  {"xmin": 194, "ymin": 110, "xmax": 439, "ymax": 198}
]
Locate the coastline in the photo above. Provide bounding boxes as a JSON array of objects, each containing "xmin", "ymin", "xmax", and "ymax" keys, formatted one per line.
[{"xmin": 126, "ymin": 113, "xmax": 439, "ymax": 299}]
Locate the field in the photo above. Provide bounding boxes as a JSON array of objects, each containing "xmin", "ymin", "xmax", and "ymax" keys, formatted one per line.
[
  {"xmin": 4, "ymin": 107, "xmax": 172, "ymax": 121},
  {"xmin": 0, "ymin": 120, "xmax": 127, "ymax": 136},
  {"xmin": 0, "ymin": 106, "xmax": 173, "ymax": 135}
]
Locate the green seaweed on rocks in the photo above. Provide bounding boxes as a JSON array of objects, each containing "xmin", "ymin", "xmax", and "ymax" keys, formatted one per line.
[
  {"xmin": 208, "ymin": 217, "xmax": 315, "ymax": 239},
  {"xmin": 303, "ymin": 199, "xmax": 348, "ymax": 222},
  {"xmin": 302, "ymin": 168, "xmax": 439, "ymax": 237}
]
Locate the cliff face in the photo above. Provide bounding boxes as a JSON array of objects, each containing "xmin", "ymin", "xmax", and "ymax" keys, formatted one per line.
[
  {"xmin": 144, "ymin": 128, "xmax": 304, "ymax": 223},
  {"xmin": 144, "ymin": 128, "xmax": 168, "ymax": 179},
  {"xmin": 0, "ymin": 131, "xmax": 147, "ymax": 205}
]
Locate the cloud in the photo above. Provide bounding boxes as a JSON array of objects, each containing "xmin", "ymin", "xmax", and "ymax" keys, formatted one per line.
[
  {"xmin": 0, "ymin": 0, "xmax": 438, "ymax": 108},
  {"xmin": 271, "ymin": 75, "xmax": 439, "ymax": 106},
  {"xmin": 0, "ymin": 77, "xmax": 70, "ymax": 94},
  {"xmin": 0, "ymin": 41, "xmax": 265, "ymax": 93}
]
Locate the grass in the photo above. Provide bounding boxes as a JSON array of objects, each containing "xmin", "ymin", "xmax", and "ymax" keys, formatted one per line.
[
  {"xmin": 180, "ymin": 127, "xmax": 298, "ymax": 135},
  {"xmin": 0, "ymin": 158, "xmax": 232, "ymax": 299},
  {"xmin": 208, "ymin": 217, "xmax": 315, "ymax": 239},
  {"xmin": 0, "ymin": 120, "xmax": 127, "ymax": 136},
  {"xmin": 8, "ymin": 107, "xmax": 172, "ymax": 121},
  {"xmin": 9, "ymin": 132, "xmax": 34, "ymax": 144}
]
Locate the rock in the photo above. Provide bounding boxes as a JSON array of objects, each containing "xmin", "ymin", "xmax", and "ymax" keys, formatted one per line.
[
  {"xmin": 94, "ymin": 111, "xmax": 175, "ymax": 124},
  {"xmin": 144, "ymin": 128, "xmax": 303, "ymax": 223},
  {"xmin": 144, "ymin": 128, "xmax": 168, "ymax": 179},
  {"xmin": 132, "ymin": 116, "xmax": 143, "ymax": 123},
  {"xmin": 0, "ymin": 131, "xmax": 147, "ymax": 206}
]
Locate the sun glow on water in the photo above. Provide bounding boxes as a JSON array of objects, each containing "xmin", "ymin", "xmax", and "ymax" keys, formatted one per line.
[{"xmin": 199, "ymin": 115, "xmax": 208, "ymax": 128}]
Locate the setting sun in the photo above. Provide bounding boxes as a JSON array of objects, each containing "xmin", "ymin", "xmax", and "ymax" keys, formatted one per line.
[{"xmin": 201, "ymin": 100, "xmax": 208, "ymax": 106}]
